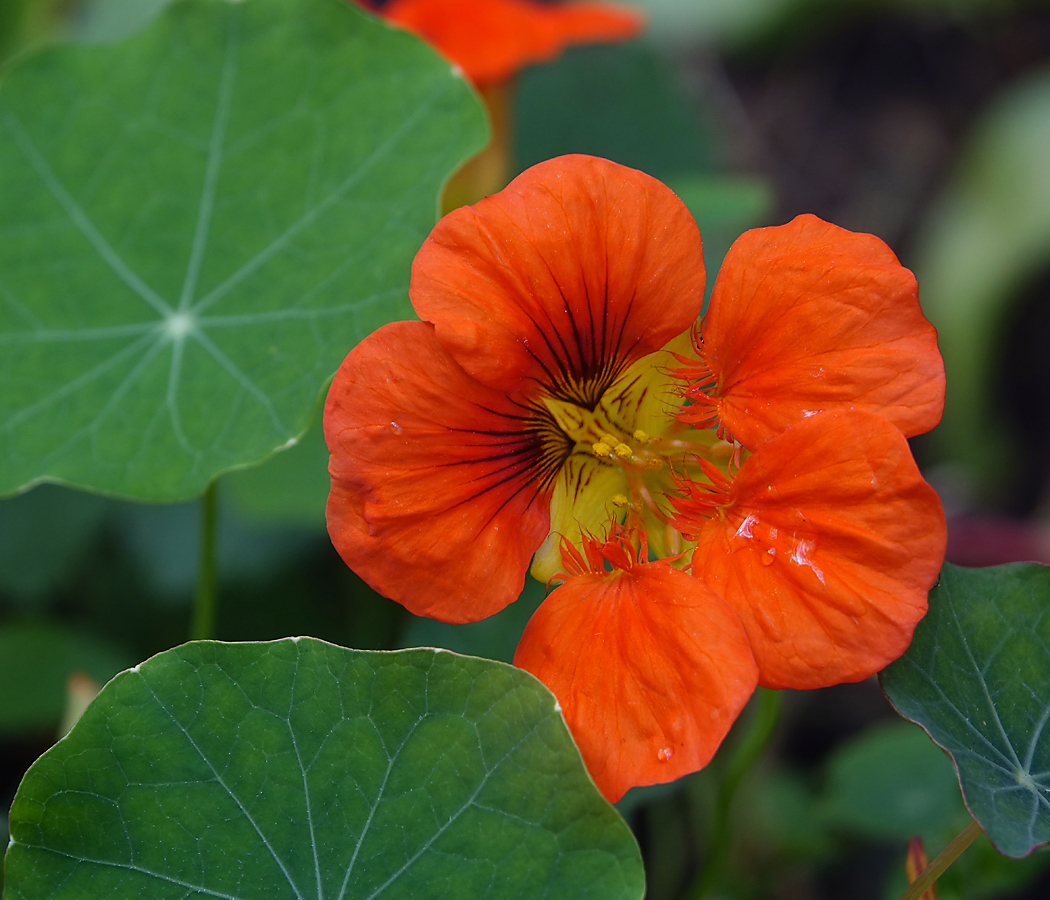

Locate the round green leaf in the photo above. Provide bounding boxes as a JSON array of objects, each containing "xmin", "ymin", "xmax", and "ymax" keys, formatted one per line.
[
  {"xmin": 4, "ymin": 638, "xmax": 644, "ymax": 899},
  {"xmin": 881, "ymin": 563, "xmax": 1050, "ymax": 858},
  {"xmin": 0, "ymin": 0, "xmax": 486, "ymax": 501}
]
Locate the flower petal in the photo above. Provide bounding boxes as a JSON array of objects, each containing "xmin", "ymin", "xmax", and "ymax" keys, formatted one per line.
[
  {"xmin": 324, "ymin": 321, "xmax": 554, "ymax": 622},
  {"xmin": 685, "ymin": 410, "xmax": 946, "ymax": 689},
  {"xmin": 383, "ymin": 0, "xmax": 643, "ymax": 86},
  {"xmin": 703, "ymin": 214, "xmax": 945, "ymax": 449},
  {"xmin": 411, "ymin": 154, "xmax": 706, "ymax": 397},
  {"xmin": 514, "ymin": 563, "xmax": 757, "ymax": 801}
]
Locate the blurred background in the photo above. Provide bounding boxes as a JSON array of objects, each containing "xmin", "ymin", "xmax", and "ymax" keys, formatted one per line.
[{"xmin": 2, "ymin": 0, "xmax": 1050, "ymax": 897}]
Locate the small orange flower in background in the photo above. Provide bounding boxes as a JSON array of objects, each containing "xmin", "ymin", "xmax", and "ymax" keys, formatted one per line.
[
  {"xmin": 324, "ymin": 153, "xmax": 948, "ymax": 801},
  {"xmin": 373, "ymin": 0, "xmax": 643, "ymax": 87}
]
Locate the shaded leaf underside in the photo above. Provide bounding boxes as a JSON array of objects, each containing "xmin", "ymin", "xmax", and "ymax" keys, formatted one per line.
[{"xmin": 881, "ymin": 562, "xmax": 1050, "ymax": 857}]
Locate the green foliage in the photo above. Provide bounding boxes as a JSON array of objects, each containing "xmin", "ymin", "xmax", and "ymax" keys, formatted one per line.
[
  {"xmin": 514, "ymin": 42, "xmax": 721, "ymax": 180},
  {"xmin": 68, "ymin": 0, "xmax": 175, "ymax": 44},
  {"xmin": 914, "ymin": 67, "xmax": 1050, "ymax": 491},
  {"xmin": 0, "ymin": 620, "xmax": 132, "ymax": 734},
  {"xmin": 4, "ymin": 639, "xmax": 644, "ymax": 900},
  {"xmin": 222, "ymin": 413, "xmax": 331, "ymax": 528},
  {"xmin": 665, "ymin": 173, "xmax": 775, "ymax": 292},
  {"xmin": 0, "ymin": 0, "xmax": 486, "ymax": 501},
  {"xmin": 399, "ymin": 577, "xmax": 547, "ymax": 664},
  {"xmin": 882, "ymin": 563, "xmax": 1050, "ymax": 858},
  {"xmin": 820, "ymin": 720, "xmax": 968, "ymax": 842},
  {"xmin": 0, "ymin": 484, "xmax": 109, "ymax": 602}
]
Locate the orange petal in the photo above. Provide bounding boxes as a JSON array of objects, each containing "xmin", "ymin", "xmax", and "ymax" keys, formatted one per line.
[
  {"xmin": 514, "ymin": 562, "xmax": 757, "ymax": 801},
  {"xmin": 683, "ymin": 410, "xmax": 945, "ymax": 689},
  {"xmin": 702, "ymin": 214, "xmax": 945, "ymax": 449},
  {"xmin": 383, "ymin": 0, "xmax": 643, "ymax": 86},
  {"xmin": 324, "ymin": 321, "xmax": 554, "ymax": 622},
  {"xmin": 411, "ymin": 154, "xmax": 706, "ymax": 397}
]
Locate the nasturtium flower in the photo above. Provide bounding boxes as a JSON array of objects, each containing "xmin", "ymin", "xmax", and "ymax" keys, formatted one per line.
[
  {"xmin": 324, "ymin": 155, "xmax": 708, "ymax": 621},
  {"xmin": 324, "ymin": 152, "xmax": 948, "ymax": 799},
  {"xmin": 513, "ymin": 526, "xmax": 757, "ymax": 802}
]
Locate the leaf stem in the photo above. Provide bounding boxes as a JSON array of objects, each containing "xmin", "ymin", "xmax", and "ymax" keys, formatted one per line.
[
  {"xmin": 897, "ymin": 819, "xmax": 983, "ymax": 900},
  {"xmin": 687, "ymin": 687, "xmax": 783, "ymax": 899},
  {"xmin": 190, "ymin": 481, "xmax": 218, "ymax": 641}
]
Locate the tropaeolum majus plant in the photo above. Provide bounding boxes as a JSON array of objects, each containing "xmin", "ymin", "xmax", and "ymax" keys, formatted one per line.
[{"xmin": 323, "ymin": 153, "xmax": 948, "ymax": 801}]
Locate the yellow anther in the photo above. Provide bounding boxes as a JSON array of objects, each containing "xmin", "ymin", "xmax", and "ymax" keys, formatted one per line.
[
  {"xmin": 591, "ymin": 441, "xmax": 613, "ymax": 458},
  {"xmin": 614, "ymin": 443, "xmax": 633, "ymax": 459},
  {"xmin": 611, "ymin": 494, "xmax": 630, "ymax": 508},
  {"xmin": 645, "ymin": 458, "xmax": 664, "ymax": 470},
  {"xmin": 633, "ymin": 429, "xmax": 650, "ymax": 443},
  {"xmin": 600, "ymin": 433, "xmax": 619, "ymax": 446}
]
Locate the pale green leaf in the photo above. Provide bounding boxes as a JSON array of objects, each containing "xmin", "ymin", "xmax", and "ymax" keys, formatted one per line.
[{"xmin": 0, "ymin": 0, "xmax": 486, "ymax": 500}]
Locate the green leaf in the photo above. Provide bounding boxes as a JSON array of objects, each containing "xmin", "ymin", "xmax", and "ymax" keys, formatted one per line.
[
  {"xmin": 664, "ymin": 173, "xmax": 775, "ymax": 294},
  {"xmin": 398, "ymin": 577, "xmax": 547, "ymax": 664},
  {"xmin": 819, "ymin": 720, "xmax": 968, "ymax": 842},
  {"xmin": 0, "ymin": 0, "xmax": 486, "ymax": 501},
  {"xmin": 881, "ymin": 563, "xmax": 1050, "ymax": 858},
  {"xmin": 222, "ymin": 413, "xmax": 331, "ymax": 528},
  {"xmin": 514, "ymin": 42, "xmax": 722, "ymax": 181},
  {"xmin": 0, "ymin": 620, "xmax": 133, "ymax": 735},
  {"xmin": 4, "ymin": 638, "xmax": 645, "ymax": 899}
]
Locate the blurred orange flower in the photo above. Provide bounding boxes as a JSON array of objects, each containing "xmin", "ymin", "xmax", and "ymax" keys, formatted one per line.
[{"xmin": 376, "ymin": 0, "xmax": 644, "ymax": 86}]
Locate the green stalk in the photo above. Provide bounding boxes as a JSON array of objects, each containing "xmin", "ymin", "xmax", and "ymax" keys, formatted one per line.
[
  {"xmin": 897, "ymin": 819, "xmax": 983, "ymax": 900},
  {"xmin": 686, "ymin": 687, "xmax": 783, "ymax": 899},
  {"xmin": 190, "ymin": 480, "xmax": 218, "ymax": 641}
]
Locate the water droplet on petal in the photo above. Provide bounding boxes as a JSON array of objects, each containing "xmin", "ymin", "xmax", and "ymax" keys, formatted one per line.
[
  {"xmin": 761, "ymin": 547, "xmax": 776, "ymax": 565},
  {"xmin": 390, "ymin": 421, "xmax": 403, "ymax": 435},
  {"xmin": 657, "ymin": 747, "xmax": 674, "ymax": 762},
  {"xmin": 735, "ymin": 513, "xmax": 758, "ymax": 540}
]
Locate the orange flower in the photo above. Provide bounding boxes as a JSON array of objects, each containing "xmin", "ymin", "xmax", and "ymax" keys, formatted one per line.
[
  {"xmin": 324, "ymin": 155, "xmax": 707, "ymax": 621},
  {"xmin": 377, "ymin": 0, "xmax": 644, "ymax": 86},
  {"xmin": 324, "ymin": 153, "xmax": 948, "ymax": 798},
  {"xmin": 514, "ymin": 526, "xmax": 757, "ymax": 802}
]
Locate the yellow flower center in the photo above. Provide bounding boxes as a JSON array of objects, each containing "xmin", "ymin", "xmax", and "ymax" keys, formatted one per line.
[{"xmin": 529, "ymin": 334, "xmax": 737, "ymax": 582}]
